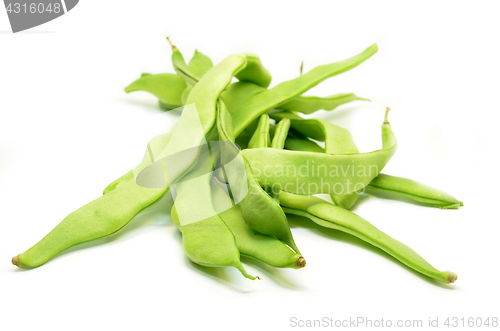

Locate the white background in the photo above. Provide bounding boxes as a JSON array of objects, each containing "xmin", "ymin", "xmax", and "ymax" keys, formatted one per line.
[{"xmin": 1, "ymin": 1, "xmax": 499, "ymax": 330}]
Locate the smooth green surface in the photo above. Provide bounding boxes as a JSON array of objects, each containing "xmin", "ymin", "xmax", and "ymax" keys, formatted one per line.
[
  {"xmin": 367, "ymin": 174, "xmax": 463, "ymax": 209},
  {"xmin": 16, "ymin": 179, "xmax": 168, "ymax": 268},
  {"xmin": 243, "ymin": 119, "xmax": 397, "ymax": 195},
  {"xmin": 277, "ymin": 93, "xmax": 368, "ymax": 114},
  {"xmin": 170, "ymin": 150, "xmax": 256, "ymax": 280},
  {"xmin": 231, "ymin": 44, "xmax": 378, "ymax": 136},
  {"xmin": 279, "ymin": 191, "xmax": 457, "ymax": 284},
  {"xmin": 188, "ymin": 50, "xmax": 213, "ymax": 78},
  {"xmin": 271, "ymin": 118, "xmax": 290, "ymax": 149},
  {"xmin": 216, "ymin": 100, "xmax": 300, "ymax": 254},
  {"xmin": 211, "ymin": 178, "xmax": 304, "ymax": 268},
  {"xmin": 248, "ymin": 114, "xmax": 270, "ymax": 148},
  {"xmin": 124, "ymin": 73, "xmax": 186, "ymax": 110}
]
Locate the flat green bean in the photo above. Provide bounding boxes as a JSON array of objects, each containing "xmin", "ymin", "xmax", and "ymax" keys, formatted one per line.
[
  {"xmin": 167, "ymin": 37, "xmax": 199, "ymax": 86},
  {"xmin": 170, "ymin": 146, "xmax": 257, "ymax": 280},
  {"xmin": 277, "ymin": 93, "xmax": 368, "ymax": 114},
  {"xmin": 235, "ymin": 53, "xmax": 272, "ymax": 88},
  {"xmin": 271, "ymin": 118, "xmax": 290, "ymax": 149},
  {"xmin": 278, "ymin": 191, "xmax": 457, "ymax": 283},
  {"xmin": 188, "ymin": 50, "xmax": 213, "ymax": 78},
  {"xmin": 124, "ymin": 73, "xmax": 186, "ymax": 110},
  {"xmin": 13, "ymin": 179, "xmax": 168, "ymax": 268},
  {"xmin": 248, "ymin": 114, "xmax": 270, "ymax": 148},
  {"xmin": 216, "ymin": 100, "xmax": 300, "ymax": 254},
  {"xmin": 231, "ymin": 44, "xmax": 378, "ymax": 136},
  {"xmin": 242, "ymin": 111, "xmax": 396, "ymax": 196},
  {"xmin": 211, "ymin": 177, "xmax": 305, "ymax": 268},
  {"xmin": 367, "ymin": 174, "xmax": 464, "ymax": 209}
]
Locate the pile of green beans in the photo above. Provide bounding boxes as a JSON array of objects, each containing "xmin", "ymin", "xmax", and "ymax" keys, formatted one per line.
[{"xmin": 12, "ymin": 39, "xmax": 463, "ymax": 284}]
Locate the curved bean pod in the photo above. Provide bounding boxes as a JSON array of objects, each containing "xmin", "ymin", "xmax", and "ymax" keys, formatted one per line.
[
  {"xmin": 277, "ymin": 93, "xmax": 368, "ymax": 114},
  {"xmin": 367, "ymin": 174, "xmax": 464, "ymax": 209},
  {"xmin": 277, "ymin": 191, "xmax": 457, "ymax": 284},
  {"xmin": 211, "ymin": 177, "xmax": 305, "ymax": 268},
  {"xmin": 124, "ymin": 73, "xmax": 186, "ymax": 110},
  {"xmin": 170, "ymin": 147, "xmax": 257, "ymax": 280},
  {"xmin": 231, "ymin": 44, "xmax": 378, "ymax": 136},
  {"xmin": 243, "ymin": 113, "xmax": 396, "ymax": 195},
  {"xmin": 216, "ymin": 100, "xmax": 300, "ymax": 254},
  {"xmin": 248, "ymin": 114, "xmax": 271, "ymax": 148},
  {"xmin": 187, "ymin": 50, "xmax": 213, "ymax": 78},
  {"xmin": 271, "ymin": 118, "xmax": 290, "ymax": 149},
  {"xmin": 167, "ymin": 37, "xmax": 199, "ymax": 86},
  {"xmin": 235, "ymin": 53, "xmax": 272, "ymax": 88},
  {"xmin": 13, "ymin": 179, "xmax": 168, "ymax": 268}
]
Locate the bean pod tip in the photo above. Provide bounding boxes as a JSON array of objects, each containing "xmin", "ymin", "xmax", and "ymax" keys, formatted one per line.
[
  {"xmin": 448, "ymin": 272, "xmax": 458, "ymax": 284},
  {"xmin": 296, "ymin": 256, "xmax": 306, "ymax": 269},
  {"xmin": 12, "ymin": 255, "xmax": 19, "ymax": 267}
]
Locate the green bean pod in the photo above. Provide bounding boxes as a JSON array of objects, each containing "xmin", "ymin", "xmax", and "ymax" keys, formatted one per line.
[
  {"xmin": 277, "ymin": 93, "xmax": 368, "ymax": 114},
  {"xmin": 211, "ymin": 178, "xmax": 305, "ymax": 268},
  {"xmin": 277, "ymin": 191, "xmax": 457, "ymax": 284},
  {"xmin": 170, "ymin": 149, "xmax": 257, "ymax": 280},
  {"xmin": 272, "ymin": 110, "xmax": 362, "ymax": 208},
  {"xmin": 367, "ymin": 174, "xmax": 464, "ymax": 209},
  {"xmin": 243, "ymin": 111, "xmax": 397, "ymax": 196},
  {"xmin": 124, "ymin": 73, "xmax": 186, "ymax": 110},
  {"xmin": 167, "ymin": 37, "xmax": 200, "ymax": 86},
  {"xmin": 271, "ymin": 118, "xmax": 291, "ymax": 149},
  {"xmin": 216, "ymin": 100, "xmax": 301, "ymax": 254},
  {"xmin": 248, "ymin": 114, "xmax": 271, "ymax": 148},
  {"xmin": 187, "ymin": 50, "xmax": 213, "ymax": 78},
  {"xmin": 231, "ymin": 44, "xmax": 378, "ymax": 136},
  {"xmin": 235, "ymin": 53, "xmax": 272, "ymax": 88},
  {"xmin": 13, "ymin": 179, "xmax": 168, "ymax": 268}
]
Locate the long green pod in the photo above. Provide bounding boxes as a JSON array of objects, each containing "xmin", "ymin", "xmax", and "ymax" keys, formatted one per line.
[
  {"xmin": 216, "ymin": 100, "xmax": 301, "ymax": 254},
  {"xmin": 231, "ymin": 44, "xmax": 378, "ymax": 136},
  {"xmin": 124, "ymin": 73, "xmax": 186, "ymax": 110},
  {"xmin": 13, "ymin": 179, "xmax": 168, "ymax": 268},
  {"xmin": 247, "ymin": 114, "xmax": 271, "ymax": 148},
  {"xmin": 367, "ymin": 174, "xmax": 464, "ymax": 209},
  {"xmin": 243, "ymin": 112, "xmax": 397, "ymax": 196},
  {"xmin": 211, "ymin": 177, "xmax": 305, "ymax": 268},
  {"xmin": 170, "ymin": 147, "xmax": 257, "ymax": 280},
  {"xmin": 277, "ymin": 93, "xmax": 368, "ymax": 114},
  {"xmin": 271, "ymin": 118, "xmax": 290, "ymax": 149},
  {"xmin": 278, "ymin": 191, "xmax": 457, "ymax": 284}
]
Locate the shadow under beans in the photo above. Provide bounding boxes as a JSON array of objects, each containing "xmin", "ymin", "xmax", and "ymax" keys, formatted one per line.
[{"xmin": 286, "ymin": 214, "xmax": 456, "ymax": 289}]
